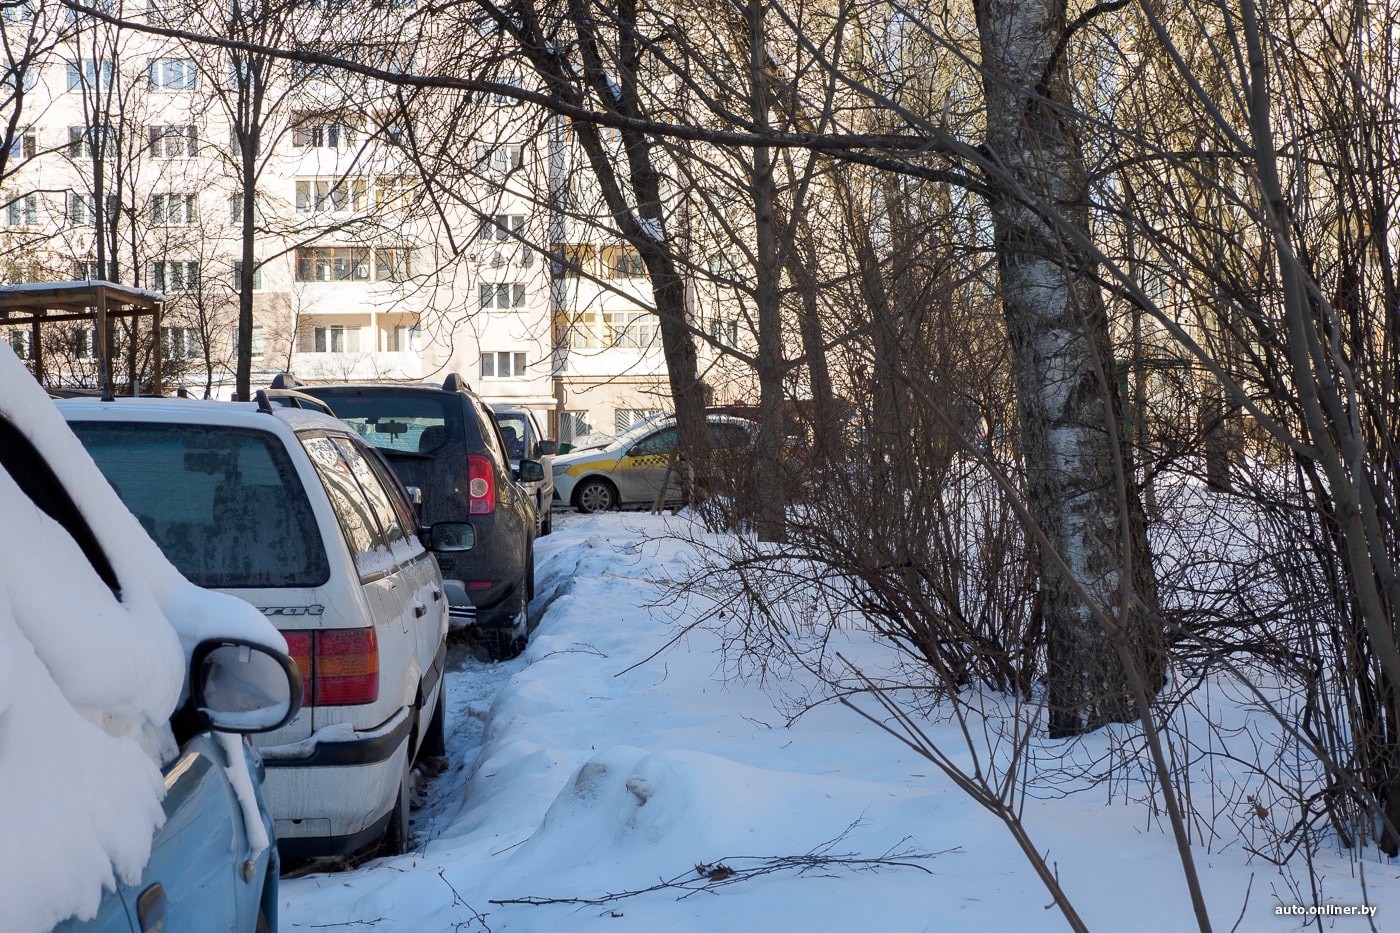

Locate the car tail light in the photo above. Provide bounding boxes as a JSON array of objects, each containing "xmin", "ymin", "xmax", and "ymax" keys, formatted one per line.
[
  {"xmin": 316, "ymin": 628, "xmax": 380, "ymax": 705},
  {"xmin": 281, "ymin": 628, "xmax": 379, "ymax": 707},
  {"xmin": 283, "ymin": 631, "xmax": 312, "ymax": 706},
  {"xmin": 468, "ymin": 454, "xmax": 494, "ymax": 514}
]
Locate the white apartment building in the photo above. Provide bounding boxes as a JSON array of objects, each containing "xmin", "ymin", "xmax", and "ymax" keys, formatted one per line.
[{"xmin": 1, "ymin": 5, "xmax": 751, "ymax": 445}]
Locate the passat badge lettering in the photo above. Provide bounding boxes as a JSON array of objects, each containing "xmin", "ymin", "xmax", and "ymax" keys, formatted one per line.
[{"xmin": 261, "ymin": 605, "xmax": 325, "ymax": 616}]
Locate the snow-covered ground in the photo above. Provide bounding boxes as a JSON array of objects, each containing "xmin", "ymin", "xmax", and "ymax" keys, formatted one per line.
[{"xmin": 279, "ymin": 510, "xmax": 1399, "ymax": 932}]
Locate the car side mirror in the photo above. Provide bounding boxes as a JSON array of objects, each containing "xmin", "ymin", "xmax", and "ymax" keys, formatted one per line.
[
  {"xmin": 537, "ymin": 440, "xmax": 559, "ymax": 456},
  {"xmin": 519, "ymin": 459, "xmax": 545, "ymax": 484},
  {"xmin": 190, "ymin": 639, "xmax": 303, "ymax": 734}
]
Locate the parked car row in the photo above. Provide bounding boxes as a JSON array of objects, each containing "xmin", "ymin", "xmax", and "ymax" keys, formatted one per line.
[
  {"xmin": 279, "ymin": 375, "xmax": 548, "ymax": 660},
  {"xmin": 7, "ymin": 353, "xmax": 554, "ymax": 932}
]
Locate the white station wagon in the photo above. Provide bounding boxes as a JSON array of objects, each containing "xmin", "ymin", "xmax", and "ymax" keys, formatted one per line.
[{"xmin": 59, "ymin": 394, "xmax": 449, "ymax": 858}]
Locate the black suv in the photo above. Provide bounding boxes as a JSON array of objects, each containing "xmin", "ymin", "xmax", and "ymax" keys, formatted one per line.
[{"xmin": 280, "ymin": 374, "xmax": 543, "ymax": 658}]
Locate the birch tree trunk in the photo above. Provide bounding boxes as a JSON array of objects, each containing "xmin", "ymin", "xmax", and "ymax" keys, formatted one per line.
[{"xmin": 975, "ymin": 0, "xmax": 1162, "ymax": 736}]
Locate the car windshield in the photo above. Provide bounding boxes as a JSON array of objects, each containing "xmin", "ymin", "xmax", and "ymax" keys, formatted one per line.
[
  {"xmin": 494, "ymin": 412, "xmax": 529, "ymax": 460},
  {"xmin": 310, "ymin": 393, "xmax": 463, "ymax": 455},
  {"xmin": 611, "ymin": 418, "xmax": 673, "ymax": 448},
  {"xmin": 67, "ymin": 421, "xmax": 329, "ymax": 589}
]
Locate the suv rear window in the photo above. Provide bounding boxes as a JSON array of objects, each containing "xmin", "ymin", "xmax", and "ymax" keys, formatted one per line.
[
  {"xmin": 306, "ymin": 392, "xmax": 467, "ymax": 454},
  {"xmin": 67, "ymin": 421, "xmax": 330, "ymax": 589}
]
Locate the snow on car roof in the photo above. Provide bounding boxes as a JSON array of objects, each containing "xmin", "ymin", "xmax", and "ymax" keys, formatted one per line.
[{"xmin": 1, "ymin": 347, "xmax": 287, "ymax": 931}]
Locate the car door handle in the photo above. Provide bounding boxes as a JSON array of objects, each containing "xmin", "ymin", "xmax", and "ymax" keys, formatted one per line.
[
  {"xmin": 432, "ymin": 588, "xmax": 442, "ymax": 602},
  {"xmin": 414, "ymin": 602, "xmax": 427, "ymax": 618}
]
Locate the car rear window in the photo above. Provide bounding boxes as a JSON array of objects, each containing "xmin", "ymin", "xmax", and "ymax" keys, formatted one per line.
[
  {"xmin": 67, "ymin": 421, "xmax": 330, "ymax": 589},
  {"xmin": 304, "ymin": 392, "xmax": 468, "ymax": 454}
]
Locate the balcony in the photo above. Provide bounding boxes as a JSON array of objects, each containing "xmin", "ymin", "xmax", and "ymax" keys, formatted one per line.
[{"xmin": 288, "ymin": 349, "xmax": 423, "ymax": 382}]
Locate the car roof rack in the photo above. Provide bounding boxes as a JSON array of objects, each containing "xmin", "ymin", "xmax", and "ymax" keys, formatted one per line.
[
  {"xmin": 442, "ymin": 373, "xmax": 470, "ymax": 394},
  {"xmin": 254, "ymin": 388, "xmax": 335, "ymax": 417}
]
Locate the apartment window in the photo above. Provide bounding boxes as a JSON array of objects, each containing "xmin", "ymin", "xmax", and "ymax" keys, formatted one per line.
[
  {"xmin": 602, "ymin": 246, "xmax": 645, "ymax": 279},
  {"xmin": 615, "ymin": 408, "xmax": 662, "ymax": 433},
  {"xmin": 605, "ymin": 311, "xmax": 656, "ymax": 348},
  {"xmin": 378, "ymin": 45, "xmax": 414, "ymax": 75},
  {"xmin": 374, "ymin": 176, "xmax": 411, "ymax": 211},
  {"xmin": 151, "ymin": 193, "xmax": 198, "ymax": 225},
  {"xmin": 476, "ymin": 77, "xmax": 523, "ymax": 105},
  {"xmin": 2, "ymin": 260, "xmax": 45, "ymax": 283},
  {"xmin": 480, "ymin": 351, "xmax": 526, "ymax": 379},
  {"xmin": 292, "ymin": 118, "xmax": 359, "ymax": 149},
  {"xmin": 68, "ymin": 193, "xmax": 118, "ymax": 226},
  {"xmin": 292, "ymin": 61, "xmax": 337, "ymax": 81},
  {"xmin": 228, "ymin": 194, "xmax": 263, "ymax": 224},
  {"xmin": 67, "ymin": 0, "xmax": 116, "ymax": 23},
  {"xmin": 151, "ymin": 260, "xmax": 200, "ymax": 293},
  {"xmin": 375, "ymin": 248, "xmax": 410, "ymax": 282},
  {"xmin": 74, "ymin": 260, "xmax": 103, "ymax": 281},
  {"xmin": 476, "ymin": 144, "xmax": 523, "ymax": 175},
  {"xmin": 295, "ymin": 247, "xmax": 370, "ymax": 282},
  {"xmin": 479, "ymin": 282, "xmax": 525, "ymax": 309},
  {"xmin": 559, "ymin": 411, "xmax": 589, "ymax": 444},
  {"xmin": 3, "ymin": 1, "xmax": 37, "ymax": 23},
  {"xmin": 709, "ymin": 318, "xmax": 739, "ymax": 348},
  {"xmin": 69, "ymin": 125, "xmax": 117, "ymax": 159},
  {"xmin": 478, "ymin": 214, "xmax": 524, "ymax": 241},
  {"xmin": 295, "ymin": 178, "xmax": 368, "ymax": 213},
  {"xmin": 550, "ymin": 244, "xmax": 594, "ymax": 278},
  {"xmin": 225, "ymin": 57, "xmax": 263, "ymax": 91},
  {"xmin": 7, "ymin": 128, "xmax": 37, "ymax": 161},
  {"xmin": 235, "ymin": 323, "xmax": 265, "ymax": 358},
  {"xmin": 72, "ymin": 326, "xmax": 95, "ymax": 358},
  {"xmin": 387, "ymin": 324, "xmax": 416, "ymax": 352},
  {"xmin": 161, "ymin": 326, "xmax": 201, "ymax": 360},
  {"xmin": 313, "ymin": 324, "xmax": 361, "ymax": 353},
  {"xmin": 232, "ymin": 261, "xmax": 263, "ymax": 291},
  {"xmin": 553, "ymin": 311, "xmax": 601, "ymax": 349},
  {"xmin": 149, "ymin": 124, "xmax": 198, "ymax": 159},
  {"xmin": 149, "ymin": 58, "xmax": 198, "ymax": 90},
  {"xmin": 67, "ymin": 60, "xmax": 114, "ymax": 92},
  {"xmin": 228, "ymin": 128, "xmax": 259, "ymax": 159},
  {"xmin": 707, "ymin": 253, "xmax": 738, "ymax": 277},
  {"xmin": 4, "ymin": 195, "xmax": 39, "ymax": 227},
  {"xmin": 146, "ymin": 0, "xmax": 184, "ymax": 26}
]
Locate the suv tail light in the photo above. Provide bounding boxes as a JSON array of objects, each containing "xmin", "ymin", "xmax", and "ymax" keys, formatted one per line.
[
  {"xmin": 467, "ymin": 454, "xmax": 494, "ymax": 514},
  {"xmin": 281, "ymin": 628, "xmax": 379, "ymax": 706}
]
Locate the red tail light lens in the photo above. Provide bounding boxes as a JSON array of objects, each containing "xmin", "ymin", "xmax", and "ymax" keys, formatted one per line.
[
  {"xmin": 316, "ymin": 628, "xmax": 380, "ymax": 705},
  {"xmin": 281, "ymin": 628, "xmax": 379, "ymax": 707},
  {"xmin": 468, "ymin": 454, "xmax": 494, "ymax": 514},
  {"xmin": 282, "ymin": 631, "xmax": 312, "ymax": 707}
]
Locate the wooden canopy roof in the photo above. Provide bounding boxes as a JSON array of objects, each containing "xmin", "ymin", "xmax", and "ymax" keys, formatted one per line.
[{"xmin": 0, "ymin": 280, "xmax": 166, "ymax": 398}]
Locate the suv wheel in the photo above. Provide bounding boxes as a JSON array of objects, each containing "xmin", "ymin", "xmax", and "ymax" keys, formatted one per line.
[
  {"xmin": 574, "ymin": 478, "xmax": 616, "ymax": 513},
  {"xmin": 539, "ymin": 498, "xmax": 553, "ymax": 536},
  {"xmin": 481, "ymin": 628, "xmax": 527, "ymax": 662}
]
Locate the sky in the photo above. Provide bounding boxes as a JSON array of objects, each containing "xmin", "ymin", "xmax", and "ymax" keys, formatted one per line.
[{"xmin": 277, "ymin": 509, "xmax": 1399, "ymax": 933}]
